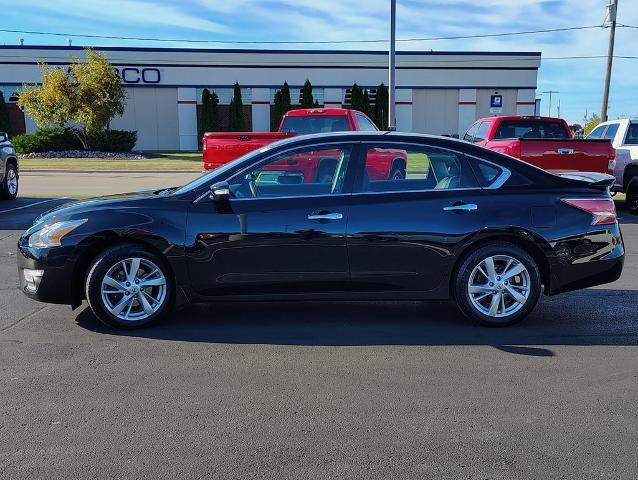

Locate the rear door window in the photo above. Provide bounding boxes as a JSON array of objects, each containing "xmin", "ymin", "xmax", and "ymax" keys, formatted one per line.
[
  {"xmin": 463, "ymin": 123, "xmax": 478, "ymax": 142},
  {"xmin": 603, "ymin": 123, "xmax": 619, "ymax": 141},
  {"xmin": 355, "ymin": 113, "xmax": 378, "ymax": 131},
  {"xmin": 473, "ymin": 122, "xmax": 489, "ymax": 142},
  {"xmin": 587, "ymin": 124, "xmax": 607, "ymax": 139}
]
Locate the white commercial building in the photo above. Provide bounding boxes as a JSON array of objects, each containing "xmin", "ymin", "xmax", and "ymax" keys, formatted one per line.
[{"xmin": 0, "ymin": 46, "xmax": 541, "ymax": 151}]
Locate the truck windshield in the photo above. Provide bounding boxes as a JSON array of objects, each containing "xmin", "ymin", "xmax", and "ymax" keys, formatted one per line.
[
  {"xmin": 494, "ymin": 120, "xmax": 569, "ymax": 140},
  {"xmin": 280, "ymin": 115, "xmax": 350, "ymax": 134}
]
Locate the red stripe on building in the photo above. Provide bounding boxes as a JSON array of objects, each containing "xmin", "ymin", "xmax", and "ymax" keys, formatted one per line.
[
  {"xmin": 177, "ymin": 100, "xmax": 197, "ymax": 104},
  {"xmin": 251, "ymin": 100, "xmax": 271, "ymax": 105},
  {"xmin": 324, "ymin": 101, "xmax": 341, "ymax": 104},
  {"xmin": 396, "ymin": 101, "xmax": 413, "ymax": 105},
  {"xmin": 458, "ymin": 101, "xmax": 477, "ymax": 105},
  {"xmin": 516, "ymin": 101, "xmax": 536, "ymax": 105}
]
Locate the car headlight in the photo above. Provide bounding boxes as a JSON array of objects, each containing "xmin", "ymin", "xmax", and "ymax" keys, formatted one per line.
[{"xmin": 28, "ymin": 219, "xmax": 87, "ymax": 248}]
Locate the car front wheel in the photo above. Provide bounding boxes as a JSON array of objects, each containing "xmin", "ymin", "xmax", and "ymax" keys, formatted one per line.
[
  {"xmin": 454, "ymin": 243, "xmax": 541, "ymax": 326},
  {"xmin": 85, "ymin": 244, "xmax": 173, "ymax": 328},
  {"xmin": 1, "ymin": 163, "xmax": 18, "ymax": 200}
]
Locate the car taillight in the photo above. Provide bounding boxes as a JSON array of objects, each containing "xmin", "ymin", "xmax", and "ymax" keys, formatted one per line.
[
  {"xmin": 608, "ymin": 147, "xmax": 616, "ymax": 173},
  {"xmin": 561, "ymin": 198, "xmax": 617, "ymax": 225}
]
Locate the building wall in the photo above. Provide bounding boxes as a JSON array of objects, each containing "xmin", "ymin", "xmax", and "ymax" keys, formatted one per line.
[{"xmin": 0, "ymin": 46, "xmax": 541, "ymax": 150}]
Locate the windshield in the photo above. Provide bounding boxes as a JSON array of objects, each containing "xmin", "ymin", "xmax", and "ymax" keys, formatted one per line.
[
  {"xmin": 171, "ymin": 146, "xmax": 269, "ymax": 195},
  {"xmin": 494, "ymin": 120, "xmax": 569, "ymax": 140},
  {"xmin": 280, "ymin": 115, "xmax": 350, "ymax": 134}
]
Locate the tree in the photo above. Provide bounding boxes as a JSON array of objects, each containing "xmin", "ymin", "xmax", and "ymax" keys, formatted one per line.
[
  {"xmin": 362, "ymin": 89, "xmax": 372, "ymax": 117},
  {"xmin": 583, "ymin": 112, "xmax": 602, "ymax": 136},
  {"xmin": 300, "ymin": 79, "xmax": 315, "ymax": 108},
  {"xmin": 350, "ymin": 83, "xmax": 364, "ymax": 112},
  {"xmin": 18, "ymin": 49, "xmax": 125, "ymax": 149},
  {"xmin": 373, "ymin": 83, "xmax": 389, "ymax": 130},
  {"xmin": 228, "ymin": 82, "xmax": 245, "ymax": 131},
  {"xmin": 0, "ymin": 91, "xmax": 11, "ymax": 135},
  {"xmin": 271, "ymin": 82, "xmax": 292, "ymax": 131},
  {"xmin": 199, "ymin": 88, "xmax": 220, "ymax": 141}
]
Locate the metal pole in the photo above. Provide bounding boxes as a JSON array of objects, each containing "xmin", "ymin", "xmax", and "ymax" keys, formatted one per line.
[
  {"xmin": 601, "ymin": 0, "xmax": 618, "ymax": 122},
  {"xmin": 388, "ymin": 0, "xmax": 396, "ymax": 131}
]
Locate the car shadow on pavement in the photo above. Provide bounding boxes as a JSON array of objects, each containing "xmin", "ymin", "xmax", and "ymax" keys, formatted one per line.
[{"xmin": 75, "ymin": 288, "xmax": 638, "ymax": 355}]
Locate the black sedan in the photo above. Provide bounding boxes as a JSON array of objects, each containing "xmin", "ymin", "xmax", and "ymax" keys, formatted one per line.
[{"xmin": 17, "ymin": 132, "xmax": 624, "ymax": 328}]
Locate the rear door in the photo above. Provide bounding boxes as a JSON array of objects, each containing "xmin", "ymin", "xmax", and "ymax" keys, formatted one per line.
[{"xmin": 346, "ymin": 141, "xmax": 485, "ymax": 293}]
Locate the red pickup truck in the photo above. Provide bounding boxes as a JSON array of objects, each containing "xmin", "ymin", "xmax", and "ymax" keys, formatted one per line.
[
  {"xmin": 462, "ymin": 116, "xmax": 616, "ymax": 174},
  {"xmin": 202, "ymin": 108, "xmax": 408, "ymax": 181}
]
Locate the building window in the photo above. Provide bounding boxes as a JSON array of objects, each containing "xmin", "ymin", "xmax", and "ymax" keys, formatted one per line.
[
  {"xmin": 0, "ymin": 85, "xmax": 20, "ymax": 103},
  {"xmin": 196, "ymin": 87, "xmax": 252, "ymax": 105}
]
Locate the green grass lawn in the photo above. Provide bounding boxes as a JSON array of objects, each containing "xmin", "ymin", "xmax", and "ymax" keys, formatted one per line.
[{"xmin": 20, "ymin": 152, "xmax": 202, "ymax": 171}]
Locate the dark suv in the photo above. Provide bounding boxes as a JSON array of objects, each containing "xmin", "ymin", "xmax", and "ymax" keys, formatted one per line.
[{"xmin": 0, "ymin": 132, "xmax": 18, "ymax": 200}]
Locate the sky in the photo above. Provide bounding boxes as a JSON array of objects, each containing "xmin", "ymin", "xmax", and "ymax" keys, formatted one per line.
[{"xmin": 1, "ymin": 0, "xmax": 637, "ymax": 123}]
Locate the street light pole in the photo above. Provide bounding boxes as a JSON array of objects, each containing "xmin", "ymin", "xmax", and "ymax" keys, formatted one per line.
[
  {"xmin": 541, "ymin": 91, "xmax": 560, "ymax": 117},
  {"xmin": 388, "ymin": 0, "xmax": 396, "ymax": 131},
  {"xmin": 601, "ymin": 0, "xmax": 618, "ymax": 122}
]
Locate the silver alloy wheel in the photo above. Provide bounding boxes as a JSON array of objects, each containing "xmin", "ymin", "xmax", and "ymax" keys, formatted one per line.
[
  {"xmin": 467, "ymin": 254, "xmax": 530, "ymax": 318},
  {"xmin": 6, "ymin": 168, "xmax": 17, "ymax": 195},
  {"xmin": 101, "ymin": 257, "xmax": 167, "ymax": 322}
]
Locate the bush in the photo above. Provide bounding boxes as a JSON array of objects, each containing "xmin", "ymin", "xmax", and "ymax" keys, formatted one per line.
[
  {"xmin": 12, "ymin": 128, "xmax": 137, "ymax": 154},
  {"xmin": 87, "ymin": 130, "xmax": 137, "ymax": 152},
  {"xmin": 12, "ymin": 128, "xmax": 81, "ymax": 154}
]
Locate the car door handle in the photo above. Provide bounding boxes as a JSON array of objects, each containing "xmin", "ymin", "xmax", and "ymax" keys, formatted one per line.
[
  {"xmin": 443, "ymin": 203, "xmax": 478, "ymax": 212},
  {"xmin": 307, "ymin": 212, "xmax": 343, "ymax": 221}
]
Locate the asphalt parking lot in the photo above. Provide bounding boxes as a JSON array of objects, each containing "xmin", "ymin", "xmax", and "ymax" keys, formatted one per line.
[{"xmin": 1, "ymin": 192, "xmax": 637, "ymax": 479}]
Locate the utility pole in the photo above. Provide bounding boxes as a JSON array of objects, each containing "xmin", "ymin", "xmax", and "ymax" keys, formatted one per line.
[
  {"xmin": 541, "ymin": 91, "xmax": 559, "ymax": 117},
  {"xmin": 557, "ymin": 98, "xmax": 561, "ymax": 118},
  {"xmin": 601, "ymin": 0, "xmax": 618, "ymax": 122},
  {"xmin": 388, "ymin": 0, "xmax": 396, "ymax": 131}
]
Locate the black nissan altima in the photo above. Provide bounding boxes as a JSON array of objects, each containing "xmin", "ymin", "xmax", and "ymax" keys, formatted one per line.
[{"xmin": 17, "ymin": 132, "xmax": 624, "ymax": 328}]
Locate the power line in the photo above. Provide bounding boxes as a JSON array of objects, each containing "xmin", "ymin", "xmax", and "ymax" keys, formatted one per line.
[{"xmin": 0, "ymin": 24, "xmax": 609, "ymax": 46}]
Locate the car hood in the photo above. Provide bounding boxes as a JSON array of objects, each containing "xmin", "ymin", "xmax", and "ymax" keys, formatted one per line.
[{"xmin": 34, "ymin": 189, "xmax": 165, "ymax": 225}]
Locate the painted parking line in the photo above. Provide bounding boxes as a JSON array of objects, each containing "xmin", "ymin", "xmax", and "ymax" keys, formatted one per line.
[{"xmin": 0, "ymin": 197, "xmax": 69, "ymax": 215}]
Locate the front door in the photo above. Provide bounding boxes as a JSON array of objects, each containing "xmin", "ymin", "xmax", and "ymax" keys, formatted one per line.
[
  {"xmin": 347, "ymin": 142, "xmax": 485, "ymax": 293},
  {"xmin": 187, "ymin": 143, "xmax": 355, "ymax": 297}
]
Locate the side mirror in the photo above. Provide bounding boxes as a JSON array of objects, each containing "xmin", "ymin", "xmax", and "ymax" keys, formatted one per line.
[
  {"xmin": 0, "ymin": 132, "xmax": 7, "ymax": 143},
  {"xmin": 209, "ymin": 181, "xmax": 230, "ymax": 202}
]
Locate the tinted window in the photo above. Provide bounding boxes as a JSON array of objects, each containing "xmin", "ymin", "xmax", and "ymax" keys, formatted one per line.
[
  {"xmin": 280, "ymin": 115, "xmax": 350, "ymax": 134},
  {"xmin": 359, "ymin": 145, "xmax": 478, "ymax": 193},
  {"xmin": 625, "ymin": 123, "xmax": 638, "ymax": 145},
  {"xmin": 463, "ymin": 123, "xmax": 478, "ymax": 142},
  {"xmin": 494, "ymin": 120, "xmax": 569, "ymax": 139},
  {"xmin": 468, "ymin": 158, "xmax": 504, "ymax": 187},
  {"xmin": 603, "ymin": 123, "xmax": 619, "ymax": 140},
  {"xmin": 587, "ymin": 124, "xmax": 606, "ymax": 139},
  {"xmin": 474, "ymin": 122, "xmax": 489, "ymax": 142},
  {"xmin": 228, "ymin": 145, "xmax": 352, "ymax": 198},
  {"xmin": 356, "ymin": 113, "xmax": 378, "ymax": 131}
]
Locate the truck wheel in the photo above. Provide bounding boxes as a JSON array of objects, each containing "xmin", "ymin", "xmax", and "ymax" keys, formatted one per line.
[
  {"xmin": 626, "ymin": 178, "xmax": 638, "ymax": 215},
  {"xmin": 0, "ymin": 163, "xmax": 18, "ymax": 200}
]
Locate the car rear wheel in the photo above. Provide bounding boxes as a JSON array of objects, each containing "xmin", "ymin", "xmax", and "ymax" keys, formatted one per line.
[
  {"xmin": 1, "ymin": 163, "xmax": 18, "ymax": 200},
  {"xmin": 454, "ymin": 243, "xmax": 541, "ymax": 326},
  {"xmin": 85, "ymin": 244, "xmax": 173, "ymax": 329}
]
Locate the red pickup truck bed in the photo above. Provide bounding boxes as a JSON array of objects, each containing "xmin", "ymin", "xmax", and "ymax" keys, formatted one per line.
[{"xmin": 463, "ymin": 116, "xmax": 615, "ymax": 174}]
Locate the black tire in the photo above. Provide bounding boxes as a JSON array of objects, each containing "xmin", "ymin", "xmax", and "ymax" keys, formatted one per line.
[
  {"xmin": 454, "ymin": 243, "xmax": 541, "ymax": 327},
  {"xmin": 625, "ymin": 179, "xmax": 638, "ymax": 215},
  {"xmin": 85, "ymin": 244, "xmax": 173, "ymax": 329},
  {"xmin": 0, "ymin": 163, "xmax": 18, "ymax": 200}
]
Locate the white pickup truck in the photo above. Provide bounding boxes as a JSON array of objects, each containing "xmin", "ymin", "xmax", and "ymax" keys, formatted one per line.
[{"xmin": 586, "ymin": 118, "xmax": 638, "ymax": 214}]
